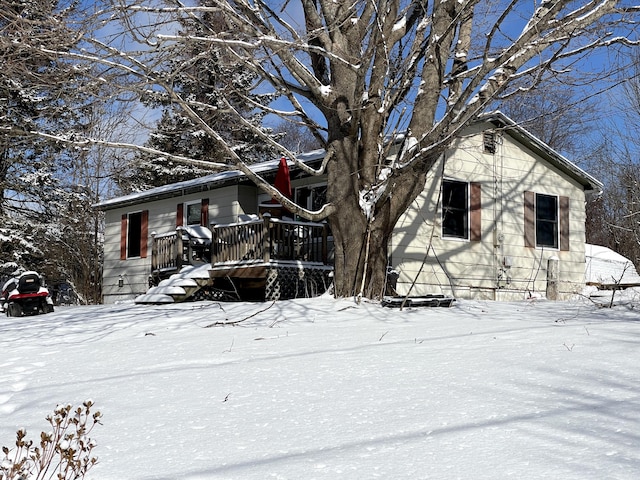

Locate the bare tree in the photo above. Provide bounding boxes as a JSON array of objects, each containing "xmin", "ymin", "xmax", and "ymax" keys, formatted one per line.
[
  {"xmin": 119, "ymin": 8, "xmax": 279, "ymax": 192},
  {"xmin": 271, "ymin": 119, "xmax": 322, "ymax": 154},
  {"xmin": 580, "ymin": 48, "xmax": 640, "ymax": 272},
  {"xmin": 29, "ymin": 0, "xmax": 640, "ymax": 299},
  {"xmin": 499, "ymin": 83, "xmax": 599, "ymax": 158}
]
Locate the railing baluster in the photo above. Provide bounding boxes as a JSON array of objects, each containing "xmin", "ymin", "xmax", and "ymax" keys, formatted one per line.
[{"xmin": 151, "ymin": 217, "xmax": 330, "ymax": 281}]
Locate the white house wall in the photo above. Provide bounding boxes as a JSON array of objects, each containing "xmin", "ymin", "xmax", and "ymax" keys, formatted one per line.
[
  {"xmin": 99, "ymin": 120, "xmax": 596, "ymax": 303},
  {"xmin": 391, "ymin": 123, "xmax": 588, "ymax": 300},
  {"xmin": 102, "ymin": 185, "xmax": 242, "ymax": 303}
]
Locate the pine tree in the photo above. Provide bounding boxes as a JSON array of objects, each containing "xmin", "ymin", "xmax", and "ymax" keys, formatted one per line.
[
  {"xmin": 0, "ymin": 0, "xmax": 96, "ymax": 289},
  {"xmin": 119, "ymin": 3, "xmax": 276, "ymax": 193}
]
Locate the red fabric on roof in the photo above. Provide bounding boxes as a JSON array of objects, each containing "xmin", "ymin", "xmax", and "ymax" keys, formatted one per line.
[{"xmin": 273, "ymin": 157, "xmax": 292, "ymax": 200}]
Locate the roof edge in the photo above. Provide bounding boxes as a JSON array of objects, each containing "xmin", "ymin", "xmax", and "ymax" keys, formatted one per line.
[{"xmin": 480, "ymin": 111, "xmax": 603, "ymax": 195}]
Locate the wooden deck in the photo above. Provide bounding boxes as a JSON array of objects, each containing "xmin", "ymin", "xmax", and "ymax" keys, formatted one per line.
[{"xmin": 147, "ymin": 216, "xmax": 333, "ymax": 302}]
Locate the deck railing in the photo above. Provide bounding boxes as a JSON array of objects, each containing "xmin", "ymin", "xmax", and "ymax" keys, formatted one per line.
[
  {"xmin": 150, "ymin": 217, "xmax": 331, "ymax": 283},
  {"xmin": 151, "ymin": 230, "xmax": 184, "ymax": 274},
  {"xmin": 150, "ymin": 226, "xmax": 210, "ymax": 283},
  {"xmin": 211, "ymin": 216, "xmax": 330, "ymax": 265}
]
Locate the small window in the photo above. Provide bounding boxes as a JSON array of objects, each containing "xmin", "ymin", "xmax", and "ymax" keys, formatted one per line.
[
  {"xmin": 483, "ymin": 131, "xmax": 496, "ymax": 154},
  {"xmin": 295, "ymin": 184, "xmax": 327, "ymax": 214},
  {"xmin": 120, "ymin": 210, "xmax": 148, "ymax": 260},
  {"xmin": 442, "ymin": 180, "xmax": 468, "ymax": 239},
  {"xmin": 186, "ymin": 202, "xmax": 202, "ymax": 225},
  {"xmin": 127, "ymin": 212, "xmax": 143, "ymax": 258},
  {"xmin": 536, "ymin": 193, "xmax": 558, "ymax": 248}
]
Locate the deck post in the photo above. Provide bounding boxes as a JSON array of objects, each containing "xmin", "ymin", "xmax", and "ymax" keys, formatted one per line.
[
  {"xmin": 175, "ymin": 228, "xmax": 184, "ymax": 271},
  {"xmin": 262, "ymin": 214, "xmax": 271, "ymax": 263},
  {"xmin": 151, "ymin": 231, "xmax": 158, "ymax": 272},
  {"xmin": 210, "ymin": 224, "xmax": 218, "ymax": 264}
]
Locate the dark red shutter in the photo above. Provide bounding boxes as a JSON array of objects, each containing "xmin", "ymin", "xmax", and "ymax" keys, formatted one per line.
[
  {"xmin": 470, "ymin": 182, "xmax": 481, "ymax": 241},
  {"xmin": 524, "ymin": 191, "xmax": 535, "ymax": 248},
  {"xmin": 176, "ymin": 203, "xmax": 184, "ymax": 227},
  {"xmin": 120, "ymin": 214, "xmax": 128, "ymax": 260}
]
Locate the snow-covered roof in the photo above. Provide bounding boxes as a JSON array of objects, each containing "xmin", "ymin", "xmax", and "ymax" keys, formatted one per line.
[
  {"xmin": 585, "ymin": 244, "xmax": 640, "ymax": 286},
  {"xmin": 94, "ymin": 149, "xmax": 325, "ymax": 210},
  {"xmin": 95, "ymin": 112, "xmax": 602, "ymax": 210}
]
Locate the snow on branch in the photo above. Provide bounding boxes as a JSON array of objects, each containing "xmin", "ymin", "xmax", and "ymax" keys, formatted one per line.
[{"xmin": 32, "ymin": 132, "xmax": 229, "ymax": 171}]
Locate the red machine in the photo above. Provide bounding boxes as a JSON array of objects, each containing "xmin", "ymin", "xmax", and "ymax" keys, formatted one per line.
[{"xmin": 1, "ymin": 271, "xmax": 55, "ymax": 317}]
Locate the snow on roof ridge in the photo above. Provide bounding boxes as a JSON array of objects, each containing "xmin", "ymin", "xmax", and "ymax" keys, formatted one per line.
[{"xmin": 94, "ymin": 151, "xmax": 325, "ymax": 210}]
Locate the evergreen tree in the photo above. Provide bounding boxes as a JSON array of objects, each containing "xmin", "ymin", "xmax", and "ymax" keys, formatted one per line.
[
  {"xmin": 0, "ymin": 0, "xmax": 97, "ymax": 291},
  {"xmin": 119, "ymin": 3, "xmax": 276, "ymax": 193}
]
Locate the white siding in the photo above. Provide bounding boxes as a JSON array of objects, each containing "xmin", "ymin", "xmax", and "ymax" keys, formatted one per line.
[
  {"xmin": 100, "ymin": 122, "xmax": 594, "ymax": 303},
  {"xmin": 102, "ymin": 185, "xmax": 249, "ymax": 303},
  {"xmin": 391, "ymin": 123, "xmax": 588, "ymax": 300}
]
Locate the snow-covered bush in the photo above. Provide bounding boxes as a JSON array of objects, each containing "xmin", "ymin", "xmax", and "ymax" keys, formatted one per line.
[{"xmin": 0, "ymin": 401, "xmax": 101, "ymax": 480}]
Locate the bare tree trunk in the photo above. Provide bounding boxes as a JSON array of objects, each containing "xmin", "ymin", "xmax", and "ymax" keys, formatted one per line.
[
  {"xmin": 330, "ymin": 208, "xmax": 393, "ymax": 300},
  {"xmin": 327, "ymin": 140, "xmax": 435, "ymax": 299}
]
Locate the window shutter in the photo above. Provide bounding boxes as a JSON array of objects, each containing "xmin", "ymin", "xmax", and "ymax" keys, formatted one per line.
[
  {"xmin": 201, "ymin": 198, "xmax": 209, "ymax": 226},
  {"xmin": 470, "ymin": 182, "xmax": 481, "ymax": 241},
  {"xmin": 120, "ymin": 214, "xmax": 128, "ymax": 260},
  {"xmin": 524, "ymin": 191, "xmax": 535, "ymax": 248},
  {"xmin": 176, "ymin": 203, "xmax": 184, "ymax": 227},
  {"xmin": 559, "ymin": 196, "xmax": 570, "ymax": 251},
  {"xmin": 140, "ymin": 210, "xmax": 149, "ymax": 258}
]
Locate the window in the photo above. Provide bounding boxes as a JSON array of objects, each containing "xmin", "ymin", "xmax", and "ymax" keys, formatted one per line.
[
  {"xmin": 295, "ymin": 184, "xmax": 327, "ymax": 213},
  {"xmin": 441, "ymin": 180, "xmax": 482, "ymax": 241},
  {"xmin": 524, "ymin": 192, "xmax": 570, "ymax": 250},
  {"xmin": 177, "ymin": 199, "xmax": 209, "ymax": 227},
  {"xmin": 535, "ymin": 193, "xmax": 558, "ymax": 248},
  {"xmin": 442, "ymin": 180, "xmax": 468, "ymax": 239},
  {"xmin": 120, "ymin": 210, "xmax": 148, "ymax": 259},
  {"xmin": 128, "ymin": 212, "xmax": 143, "ymax": 257},
  {"xmin": 186, "ymin": 202, "xmax": 202, "ymax": 225}
]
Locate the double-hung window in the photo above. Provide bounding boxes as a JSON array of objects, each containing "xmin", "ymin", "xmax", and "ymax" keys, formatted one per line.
[
  {"xmin": 185, "ymin": 201, "xmax": 203, "ymax": 226},
  {"xmin": 442, "ymin": 180, "xmax": 482, "ymax": 241},
  {"xmin": 442, "ymin": 180, "xmax": 468, "ymax": 239},
  {"xmin": 524, "ymin": 191, "xmax": 570, "ymax": 250},
  {"xmin": 120, "ymin": 210, "xmax": 149, "ymax": 259},
  {"xmin": 177, "ymin": 199, "xmax": 209, "ymax": 227},
  {"xmin": 535, "ymin": 194, "xmax": 558, "ymax": 248}
]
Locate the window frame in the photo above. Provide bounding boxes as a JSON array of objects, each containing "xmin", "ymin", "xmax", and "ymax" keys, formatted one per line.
[
  {"xmin": 535, "ymin": 193, "xmax": 559, "ymax": 249},
  {"xmin": 177, "ymin": 199, "xmax": 209, "ymax": 227},
  {"xmin": 184, "ymin": 200, "xmax": 203, "ymax": 226},
  {"xmin": 121, "ymin": 210, "xmax": 148, "ymax": 260},
  {"xmin": 294, "ymin": 183, "xmax": 327, "ymax": 218},
  {"xmin": 442, "ymin": 179, "xmax": 470, "ymax": 240}
]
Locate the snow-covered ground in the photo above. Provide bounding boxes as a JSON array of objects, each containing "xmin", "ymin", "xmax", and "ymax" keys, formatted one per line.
[{"xmin": 1, "ymin": 292, "xmax": 640, "ymax": 479}]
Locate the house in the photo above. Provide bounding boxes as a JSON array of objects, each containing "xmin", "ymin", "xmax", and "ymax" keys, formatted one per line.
[{"xmin": 94, "ymin": 112, "xmax": 603, "ymax": 303}]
